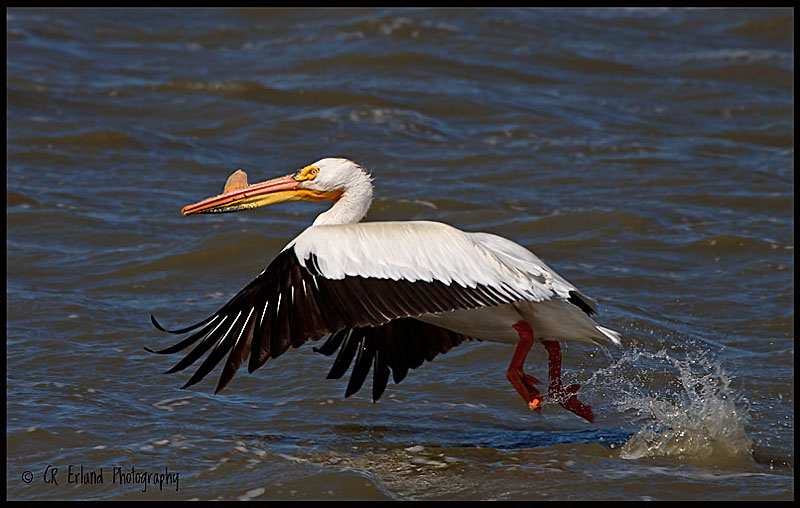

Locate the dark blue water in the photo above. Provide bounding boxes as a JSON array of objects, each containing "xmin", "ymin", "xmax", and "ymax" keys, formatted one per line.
[{"xmin": 7, "ymin": 7, "xmax": 793, "ymax": 500}]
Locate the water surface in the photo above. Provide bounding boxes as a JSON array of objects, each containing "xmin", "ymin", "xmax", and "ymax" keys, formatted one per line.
[{"xmin": 7, "ymin": 7, "xmax": 793, "ymax": 500}]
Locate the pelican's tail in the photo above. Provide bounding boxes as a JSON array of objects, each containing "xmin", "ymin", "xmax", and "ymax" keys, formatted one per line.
[{"xmin": 596, "ymin": 325, "xmax": 622, "ymax": 346}]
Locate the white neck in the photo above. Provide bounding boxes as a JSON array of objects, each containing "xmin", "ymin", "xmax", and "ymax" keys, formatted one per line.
[{"xmin": 312, "ymin": 174, "xmax": 373, "ymax": 226}]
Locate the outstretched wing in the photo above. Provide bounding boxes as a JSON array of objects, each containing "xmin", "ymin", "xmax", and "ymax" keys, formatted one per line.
[
  {"xmin": 313, "ymin": 318, "xmax": 476, "ymax": 402},
  {"xmin": 148, "ymin": 221, "xmax": 556, "ymax": 394}
]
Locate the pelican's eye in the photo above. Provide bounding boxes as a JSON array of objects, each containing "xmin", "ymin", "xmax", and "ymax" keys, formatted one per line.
[{"xmin": 295, "ymin": 165, "xmax": 320, "ymax": 181}]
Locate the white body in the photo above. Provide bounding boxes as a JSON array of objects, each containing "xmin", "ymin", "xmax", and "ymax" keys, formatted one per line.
[{"xmin": 286, "ymin": 220, "xmax": 619, "ymax": 346}]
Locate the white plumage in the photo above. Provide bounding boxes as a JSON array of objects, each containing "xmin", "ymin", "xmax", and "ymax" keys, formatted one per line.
[
  {"xmin": 290, "ymin": 221, "xmax": 547, "ymax": 293},
  {"xmin": 288, "ymin": 220, "xmax": 619, "ymax": 346},
  {"xmin": 151, "ymin": 157, "xmax": 620, "ymax": 422}
]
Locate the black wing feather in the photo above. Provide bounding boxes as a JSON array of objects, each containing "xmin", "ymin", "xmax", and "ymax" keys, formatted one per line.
[
  {"xmin": 164, "ymin": 316, "xmax": 232, "ymax": 373},
  {"xmin": 149, "ymin": 246, "xmax": 501, "ymax": 394},
  {"xmin": 568, "ymin": 290, "xmax": 596, "ymax": 316},
  {"xmin": 313, "ymin": 328, "xmax": 349, "ymax": 356},
  {"xmin": 248, "ymin": 295, "xmax": 274, "ymax": 373},
  {"xmin": 217, "ymin": 309, "xmax": 257, "ymax": 393},
  {"xmin": 326, "ymin": 329, "xmax": 359, "ymax": 380},
  {"xmin": 345, "ymin": 333, "xmax": 374, "ymax": 398},
  {"xmin": 372, "ymin": 348, "xmax": 391, "ymax": 402},
  {"xmin": 145, "ymin": 317, "xmax": 220, "ymax": 355}
]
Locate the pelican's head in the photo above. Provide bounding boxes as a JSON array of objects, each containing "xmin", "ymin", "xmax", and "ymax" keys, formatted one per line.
[{"xmin": 181, "ymin": 158, "xmax": 373, "ymax": 224}]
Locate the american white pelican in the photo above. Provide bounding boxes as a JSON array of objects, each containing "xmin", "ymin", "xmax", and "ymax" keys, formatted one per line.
[{"xmin": 149, "ymin": 158, "xmax": 621, "ymax": 422}]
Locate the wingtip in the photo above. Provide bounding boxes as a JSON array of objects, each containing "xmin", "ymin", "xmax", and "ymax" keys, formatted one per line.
[
  {"xmin": 151, "ymin": 314, "xmax": 167, "ymax": 332},
  {"xmin": 165, "ymin": 364, "xmax": 184, "ymax": 374},
  {"xmin": 214, "ymin": 377, "xmax": 229, "ymax": 395}
]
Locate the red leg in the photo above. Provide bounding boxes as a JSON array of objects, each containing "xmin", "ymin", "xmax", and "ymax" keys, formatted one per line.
[
  {"xmin": 507, "ymin": 321, "xmax": 543, "ymax": 412},
  {"xmin": 542, "ymin": 340, "xmax": 593, "ymax": 422}
]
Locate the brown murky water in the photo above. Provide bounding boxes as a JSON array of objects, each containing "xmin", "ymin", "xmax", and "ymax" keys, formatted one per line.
[{"xmin": 7, "ymin": 7, "xmax": 793, "ymax": 500}]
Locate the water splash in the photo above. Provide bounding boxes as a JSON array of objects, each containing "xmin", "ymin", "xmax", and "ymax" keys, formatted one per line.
[{"xmin": 586, "ymin": 346, "xmax": 753, "ymax": 467}]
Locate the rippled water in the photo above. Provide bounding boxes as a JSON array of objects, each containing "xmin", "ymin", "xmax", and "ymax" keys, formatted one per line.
[{"xmin": 7, "ymin": 7, "xmax": 793, "ymax": 500}]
